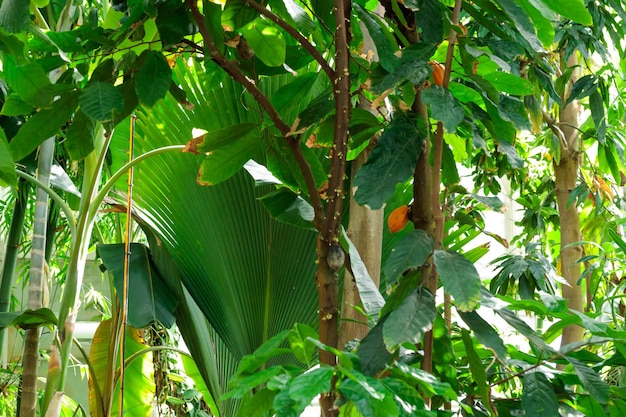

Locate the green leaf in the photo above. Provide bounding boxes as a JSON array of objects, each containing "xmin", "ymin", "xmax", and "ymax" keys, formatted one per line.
[
  {"xmin": 353, "ymin": 122, "xmax": 426, "ymax": 209},
  {"xmin": 10, "ymin": 92, "xmax": 79, "ymax": 161},
  {"xmin": 193, "ymin": 123, "xmax": 258, "ymax": 153},
  {"xmin": 422, "ymin": 86, "xmax": 464, "ymax": 132},
  {"xmin": 392, "ymin": 362, "xmax": 456, "ymax": 399},
  {"xmin": 609, "ymin": 399, "xmax": 626, "ymax": 417},
  {"xmin": 64, "ymin": 111, "xmax": 96, "ymax": 160},
  {"xmin": 383, "ymin": 288, "xmax": 436, "ymax": 350},
  {"xmin": 1, "ymin": 93, "xmax": 34, "ymax": 116},
  {"xmin": 415, "ymin": 0, "xmax": 443, "ymax": 43},
  {"xmin": 498, "ymin": 140, "xmax": 524, "ymax": 169},
  {"xmin": 496, "ymin": 308, "xmax": 554, "ymax": 353},
  {"xmin": 433, "ymin": 250, "xmax": 481, "ymax": 311},
  {"xmin": 97, "ymin": 243, "xmax": 178, "ymax": 328},
  {"xmin": 338, "ymin": 376, "xmax": 398, "ymax": 417},
  {"xmin": 461, "ymin": 329, "xmax": 496, "ymax": 415},
  {"xmin": 3, "ymin": 61, "xmax": 53, "ymax": 108},
  {"xmin": 257, "ymin": 187, "xmax": 315, "ymax": 229},
  {"xmin": 535, "ymin": 0, "xmax": 592, "ymax": 25},
  {"xmin": 0, "ymin": 130, "xmax": 15, "ymax": 187},
  {"xmin": 197, "ymin": 131, "xmax": 261, "ymax": 186},
  {"xmin": 242, "ymin": 19, "xmax": 286, "ymax": 67},
  {"xmin": 287, "ymin": 323, "xmax": 318, "ymax": 365},
  {"xmin": 0, "ymin": 0, "xmax": 30, "ymax": 33},
  {"xmin": 565, "ymin": 75, "xmax": 597, "ymax": 107},
  {"xmin": 0, "ymin": 308, "xmax": 57, "ymax": 330},
  {"xmin": 497, "ymin": 0, "xmax": 543, "ymax": 51},
  {"xmin": 354, "ymin": 4, "xmax": 399, "ymax": 72},
  {"xmin": 223, "ymin": 0, "xmax": 258, "ymax": 30},
  {"xmin": 236, "ymin": 330, "xmax": 291, "ymax": 374},
  {"xmin": 566, "ymin": 357, "xmax": 610, "ymax": 404},
  {"xmin": 180, "ymin": 354, "xmax": 221, "ymax": 417},
  {"xmin": 343, "ymin": 231, "xmax": 385, "ymax": 319},
  {"xmin": 204, "ymin": 1, "xmax": 224, "ymax": 53},
  {"xmin": 224, "ymin": 367, "xmax": 285, "ymax": 400},
  {"xmin": 357, "ymin": 317, "xmax": 393, "ymax": 376},
  {"xmin": 498, "ymin": 95, "xmax": 531, "ymax": 131},
  {"xmin": 80, "ymin": 82, "xmax": 124, "ymax": 121},
  {"xmin": 516, "ymin": 0, "xmax": 554, "ymax": 47},
  {"xmin": 383, "ymin": 230, "xmax": 434, "ymax": 286},
  {"xmin": 288, "ymin": 367, "xmax": 334, "ymax": 411},
  {"xmin": 522, "ymin": 372, "xmax": 559, "ymax": 417},
  {"xmin": 235, "ymin": 388, "xmax": 275, "ymax": 417},
  {"xmin": 459, "ymin": 310, "xmax": 507, "ymax": 361},
  {"xmin": 589, "ymin": 89, "xmax": 606, "ymax": 144},
  {"xmin": 135, "ymin": 50, "xmax": 172, "ymax": 106}
]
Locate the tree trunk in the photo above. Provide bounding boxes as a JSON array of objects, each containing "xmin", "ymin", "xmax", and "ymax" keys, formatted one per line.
[
  {"xmin": 338, "ymin": 151, "xmax": 384, "ymax": 349},
  {"xmin": 20, "ymin": 137, "xmax": 54, "ymax": 417},
  {"xmin": 556, "ymin": 52, "xmax": 584, "ymax": 348}
]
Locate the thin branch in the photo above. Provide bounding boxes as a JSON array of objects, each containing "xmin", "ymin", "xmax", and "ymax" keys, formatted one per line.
[
  {"xmin": 184, "ymin": 0, "xmax": 325, "ymax": 229},
  {"xmin": 244, "ymin": 0, "xmax": 334, "ymax": 80}
]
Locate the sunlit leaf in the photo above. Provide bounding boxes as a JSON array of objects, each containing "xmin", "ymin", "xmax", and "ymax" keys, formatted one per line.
[
  {"xmin": 535, "ymin": 0, "xmax": 592, "ymax": 25},
  {"xmin": 3, "ymin": 61, "xmax": 53, "ymax": 108},
  {"xmin": 242, "ymin": 19, "xmax": 286, "ymax": 67},
  {"xmin": 0, "ymin": 130, "xmax": 15, "ymax": 187}
]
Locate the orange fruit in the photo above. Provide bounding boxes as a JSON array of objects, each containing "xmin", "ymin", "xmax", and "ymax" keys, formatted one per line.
[
  {"xmin": 429, "ymin": 61, "xmax": 445, "ymax": 86},
  {"xmin": 388, "ymin": 205, "xmax": 410, "ymax": 233}
]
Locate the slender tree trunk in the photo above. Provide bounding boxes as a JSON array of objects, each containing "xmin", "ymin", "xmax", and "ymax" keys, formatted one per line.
[
  {"xmin": 556, "ymin": 52, "xmax": 584, "ymax": 348},
  {"xmin": 20, "ymin": 137, "xmax": 54, "ymax": 417},
  {"xmin": 0, "ymin": 178, "xmax": 30, "ymax": 360},
  {"xmin": 338, "ymin": 150, "xmax": 384, "ymax": 349}
]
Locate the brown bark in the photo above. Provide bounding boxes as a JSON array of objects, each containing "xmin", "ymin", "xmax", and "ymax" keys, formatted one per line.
[
  {"xmin": 338, "ymin": 151, "xmax": 384, "ymax": 348},
  {"xmin": 556, "ymin": 52, "xmax": 584, "ymax": 348}
]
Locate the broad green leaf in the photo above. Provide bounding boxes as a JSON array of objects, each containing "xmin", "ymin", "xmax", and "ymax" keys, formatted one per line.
[
  {"xmin": 80, "ymin": 82, "xmax": 124, "ymax": 121},
  {"xmin": 589, "ymin": 89, "xmax": 606, "ymax": 144},
  {"xmin": 287, "ymin": 323, "xmax": 318, "ymax": 365},
  {"xmin": 498, "ymin": 95, "xmax": 531, "ymax": 131},
  {"xmin": 236, "ymin": 330, "xmax": 291, "ymax": 374},
  {"xmin": 383, "ymin": 288, "xmax": 436, "ymax": 350},
  {"xmin": 392, "ymin": 362, "xmax": 456, "ymax": 399},
  {"xmin": 0, "ymin": 93, "xmax": 34, "ymax": 116},
  {"xmin": 0, "ymin": 307, "xmax": 57, "ymax": 330},
  {"xmin": 271, "ymin": 72, "xmax": 320, "ymax": 116},
  {"xmin": 517, "ymin": 0, "xmax": 554, "ymax": 46},
  {"xmin": 422, "ymin": 86, "xmax": 464, "ymax": 132},
  {"xmin": 192, "ymin": 123, "xmax": 258, "ymax": 153},
  {"xmin": 3, "ymin": 61, "xmax": 53, "ymax": 108},
  {"xmin": 383, "ymin": 230, "xmax": 434, "ymax": 286},
  {"xmin": 354, "ymin": 4, "xmax": 399, "ymax": 72},
  {"xmin": 353, "ymin": 122, "xmax": 426, "ymax": 209},
  {"xmin": 566, "ymin": 357, "xmax": 609, "ymax": 404},
  {"xmin": 497, "ymin": 0, "xmax": 543, "ymax": 51},
  {"xmin": 415, "ymin": 0, "xmax": 443, "ymax": 43},
  {"xmin": 181, "ymin": 354, "xmax": 221, "ymax": 417},
  {"xmin": 498, "ymin": 140, "xmax": 524, "ymax": 169},
  {"xmin": 64, "ymin": 111, "xmax": 96, "ymax": 160},
  {"xmin": 88, "ymin": 320, "xmax": 155, "ymax": 417},
  {"xmin": 242, "ymin": 19, "xmax": 286, "ymax": 67},
  {"xmin": 433, "ymin": 250, "xmax": 481, "ymax": 311},
  {"xmin": 577, "ymin": 396, "xmax": 607, "ymax": 417},
  {"xmin": 342, "ymin": 231, "xmax": 385, "ymax": 319},
  {"xmin": 204, "ymin": 1, "xmax": 224, "ymax": 53},
  {"xmin": 0, "ymin": 130, "xmax": 15, "ymax": 187},
  {"xmin": 197, "ymin": 131, "xmax": 261, "ymax": 186},
  {"xmin": 223, "ymin": 367, "xmax": 285, "ymax": 400},
  {"xmin": 235, "ymin": 388, "xmax": 275, "ymax": 417},
  {"xmin": 535, "ymin": 0, "xmax": 592, "ymax": 25},
  {"xmin": 288, "ymin": 367, "xmax": 334, "ymax": 412},
  {"xmin": 609, "ymin": 399, "xmax": 626, "ymax": 417},
  {"xmin": 357, "ymin": 318, "xmax": 393, "ymax": 376},
  {"xmin": 565, "ymin": 75, "xmax": 597, "ymax": 106},
  {"xmin": 10, "ymin": 92, "xmax": 79, "ymax": 161},
  {"xmin": 522, "ymin": 372, "xmax": 559, "ymax": 417},
  {"xmin": 371, "ymin": 43, "xmax": 435, "ymax": 94},
  {"xmin": 135, "ymin": 50, "xmax": 172, "ymax": 106},
  {"xmin": 496, "ymin": 308, "xmax": 554, "ymax": 353},
  {"xmin": 461, "ymin": 329, "xmax": 496, "ymax": 415},
  {"xmin": 458, "ymin": 310, "xmax": 507, "ymax": 361},
  {"xmin": 338, "ymin": 377, "xmax": 398, "ymax": 417},
  {"xmin": 97, "ymin": 243, "xmax": 178, "ymax": 328},
  {"xmin": 222, "ymin": 0, "xmax": 258, "ymax": 31},
  {"xmin": 154, "ymin": 1, "xmax": 195, "ymax": 46},
  {"xmin": 0, "ymin": 0, "xmax": 29, "ymax": 33},
  {"xmin": 257, "ymin": 187, "xmax": 315, "ymax": 229}
]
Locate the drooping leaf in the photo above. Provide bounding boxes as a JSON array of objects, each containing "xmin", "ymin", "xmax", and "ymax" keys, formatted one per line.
[
  {"xmin": 3, "ymin": 61, "xmax": 53, "ymax": 108},
  {"xmin": 353, "ymin": 122, "xmax": 426, "ymax": 209},
  {"xmin": 241, "ymin": 19, "xmax": 286, "ymax": 67},
  {"xmin": 287, "ymin": 366, "xmax": 334, "ymax": 412},
  {"xmin": 383, "ymin": 288, "xmax": 436, "ymax": 350},
  {"xmin": 521, "ymin": 372, "xmax": 559, "ymax": 417},
  {"xmin": 461, "ymin": 329, "xmax": 496, "ymax": 415},
  {"xmin": 135, "ymin": 50, "xmax": 172, "ymax": 107},
  {"xmin": 535, "ymin": 0, "xmax": 592, "ymax": 25},
  {"xmin": 65, "ymin": 111, "xmax": 96, "ymax": 160},
  {"xmin": 80, "ymin": 82, "xmax": 124, "ymax": 121},
  {"xmin": 0, "ymin": 130, "xmax": 15, "ymax": 187},
  {"xmin": 357, "ymin": 317, "xmax": 393, "ymax": 376},
  {"xmin": 496, "ymin": 308, "xmax": 554, "ymax": 353},
  {"xmin": 565, "ymin": 75, "xmax": 597, "ymax": 107},
  {"xmin": 190, "ymin": 123, "xmax": 258, "ymax": 153},
  {"xmin": 0, "ymin": 308, "xmax": 57, "ymax": 330},
  {"xmin": 354, "ymin": 3, "xmax": 399, "ymax": 72},
  {"xmin": 498, "ymin": 95, "xmax": 531, "ymax": 131},
  {"xmin": 433, "ymin": 250, "xmax": 481, "ymax": 311},
  {"xmin": 383, "ymin": 230, "xmax": 434, "ymax": 286},
  {"xmin": 10, "ymin": 92, "xmax": 79, "ymax": 161},
  {"xmin": 459, "ymin": 310, "xmax": 507, "ymax": 361},
  {"xmin": 498, "ymin": 140, "xmax": 524, "ymax": 169},
  {"xmin": 197, "ymin": 131, "xmax": 261, "ymax": 186},
  {"xmin": 421, "ymin": 86, "xmax": 464, "ymax": 132},
  {"xmin": 0, "ymin": 0, "xmax": 30, "ymax": 33},
  {"xmin": 257, "ymin": 187, "xmax": 315, "ymax": 229},
  {"xmin": 565, "ymin": 357, "xmax": 610, "ymax": 404},
  {"xmin": 589, "ymin": 89, "xmax": 606, "ymax": 144},
  {"xmin": 97, "ymin": 243, "xmax": 178, "ymax": 328}
]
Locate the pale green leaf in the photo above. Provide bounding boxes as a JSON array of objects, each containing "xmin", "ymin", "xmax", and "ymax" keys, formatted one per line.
[
  {"xmin": 482, "ymin": 72, "xmax": 534, "ymax": 96},
  {"xmin": 433, "ymin": 250, "xmax": 481, "ymax": 311},
  {"xmin": 288, "ymin": 367, "xmax": 333, "ymax": 411},
  {"xmin": 0, "ymin": 93, "xmax": 34, "ymax": 116},
  {"xmin": 535, "ymin": 0, "xmax": 592, "ymax": 25},
  {"xmin": 0, "ymin": 130, "xmax": 15, "ymax": 187}
]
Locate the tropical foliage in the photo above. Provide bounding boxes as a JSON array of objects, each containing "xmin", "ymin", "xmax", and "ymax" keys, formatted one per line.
[{"xmin": 0, "ymin": 0, "xmax": 625, "ymax": 416}]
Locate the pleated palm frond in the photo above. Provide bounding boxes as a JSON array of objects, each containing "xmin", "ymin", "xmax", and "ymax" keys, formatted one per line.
[{"xmin": 107, "ymin": 59, "xmax": 319, "ymax": 414}]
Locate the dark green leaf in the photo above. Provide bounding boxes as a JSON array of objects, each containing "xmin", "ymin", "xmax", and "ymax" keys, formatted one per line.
[
  {"xmin": 496, "ymin": 308, "xmax": 554, "ymax": 353},
  {"xmin": 97, "ymin": 243, "xmax": 178, "ymax": 328},
  {"xmin": 0, "ymin": 93, "xmax": 34, "ymax": 116},
  {"xmin": 297, "ymin": 89, "xmax": 334, "ymax": 128},
  {"xmin": 0, "ymin": 130, "xmax": 15, "ymax": 187},
  {"xmin": 354, "ymin": 4, "xmax": 399, "ymax": 72},
  {"xmin": 338, "ymin": 376, "xmax": 398, "ymax": 417},
  {"xmin": 383, "ymin": 288, "xmax": 436, "ymax": 350},
  {"xmin": 354, "ymin": 122, "xmax": 426, "ymax": 209},
  {"xmin": 497, "ymin": 0, "xmax": 543, "ymax": 51},
  {"xmin": 565, "ymin": 75, "xmax": 597, "ymax": 107},
  {"xmin": 197, "ymin": 131, "xmax": 261, "ymax": 186},
  {"xmin": 0, "ymin": 308, "xmax": 57, "ymax": 330},
  {"xmin": 422, "ymin": 86, "xmax": 464, "ymax": 132},
  {"xmin": 536, "ymin": 0, "xmax": 592, "ymax": 25},
  {"xmin": 65, "ymin": 111, "xmax": 96, "ymax": 161},
  {"xmin": 80, "ymin": 82, "xmax": 124, "ymax": 121},
  {"xmin": 415, "ymin": 0, "xmax": 443, "ymax": 43},
  {"xmin": 257, "ymin": 187, "xmax": 315, "ymax": 229},
  {"xmin": 3, "ymin": 61, "xmax": 53, "ymax": 108},
  {"xmin": 498, "ymin": 95, "xmax": 531, "ymax": 131},
  {"xmin": 203, "ymin": 1, "xmax": 224, "ymax": 53},
  {"xmin": 566, "ymin": 357, "xmax": 609, "ymax": 404},
  {"xmin": 272, "ymin": 72, "xmax": 320, "ymax": 116},
  {"xmin": 154, "ymin": 1, "xmax": 195, "ymax": 46},
  {"xmin": 235, "ymin": 388, "xmax": 275, "ymax": 417},
  {"xmin": 498, "ymin": 140, "xmax": 524, "ymax": 169},
  {"xmin": 522, "ymin": 372, "xmax": 559, "ymax": 417},
  {"xmin": 589, "ymin": 89, "xmax": 606, "ymax": 144},
  {"xmin": 288, "ymin": 367, "xmax": 333, "ymax": 411},
  {"xmin": 357, "ymin": 317, "xmax": 393, "ymax": 376},
  {"xmin": 383, "ymin": 230, "xmax": 434, "ymax": 286},
  {"xmin": 516, "ymin": 0, "xmax": 554, "ymax": 47},
  {"xmin": 193, "ymin": 123, "xmax": 258, "ymax": 153},
  {"xmin": 242, "ymin": 19, "xmax": 286, "ymax": 67},
  {"xmin": 433, "ymin": 250, "xmax": 481, "ymax": 311},
  {"xmin": 10, "ymin": 92, "xmax": 79, "ymax": 161},
  {"xmin": 0, "ymin": 0, "xmax": 29, "ymax": 33},
  {"xmin": 135, "ymin": 50, "xmax": 172, "ymax": 107},
  {"xmin": 392, "ymin": 362, "xmax": 456, "ymax": 399},
  {"xmin": 462, "ymin": 329, "xmax": 495, "ymax": 415},
  {"xmin": 459, "ymin": 311, "xmax": 507, "ymax": 361}
]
